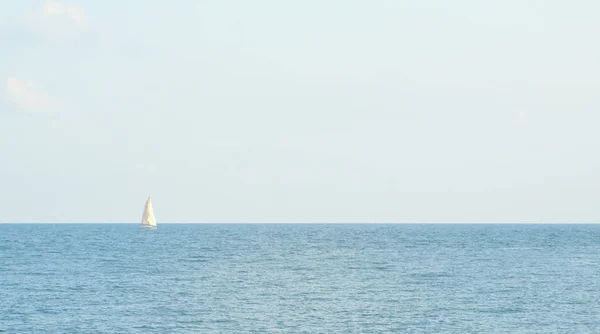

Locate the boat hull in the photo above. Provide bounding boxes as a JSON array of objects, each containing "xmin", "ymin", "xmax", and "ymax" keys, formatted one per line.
[{"xmin": 139, "ymin": 225, "xmax": 157, "ymax": 229}]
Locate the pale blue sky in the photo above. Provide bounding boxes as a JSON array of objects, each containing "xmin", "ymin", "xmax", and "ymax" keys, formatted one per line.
[{"xmin": 1, "ymin": 1, "xmax": 599, "ymax": 222}]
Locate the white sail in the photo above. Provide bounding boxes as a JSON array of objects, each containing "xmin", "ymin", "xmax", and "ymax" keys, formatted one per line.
[{"xmin": 141, "ymin": 197, "xmax": 157, "ymax": 228}]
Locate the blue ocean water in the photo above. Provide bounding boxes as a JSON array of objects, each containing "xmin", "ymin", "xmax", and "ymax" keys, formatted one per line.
[{"xmin": 1, "ymin": 224, "xmax": 599, "ymax": 333}]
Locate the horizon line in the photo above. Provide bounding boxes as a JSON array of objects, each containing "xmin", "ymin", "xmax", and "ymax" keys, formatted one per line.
[{"xmin": 0, "ymin": 222, "xmax": 598, "ymax": 224}]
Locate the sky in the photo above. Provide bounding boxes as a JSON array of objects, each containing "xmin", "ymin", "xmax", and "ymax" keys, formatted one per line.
[{"xmin": 1, "ymin": 0, "xmax": 599, "ymax": 223}]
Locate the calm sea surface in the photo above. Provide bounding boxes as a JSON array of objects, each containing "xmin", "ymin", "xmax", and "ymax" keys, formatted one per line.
[{"xmin": 1, "ymin": 224, "xmax": 599, "ymax": 333}]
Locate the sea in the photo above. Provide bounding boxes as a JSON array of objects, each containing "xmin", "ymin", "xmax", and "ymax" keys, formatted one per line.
[{"xmin": 1, "ymin": 223, "xmax": 599, "ymax": 333}]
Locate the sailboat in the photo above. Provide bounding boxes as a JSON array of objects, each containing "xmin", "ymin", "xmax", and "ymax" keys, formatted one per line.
[{"xmin": 140, "ymin": 196, "xmax": 157, "ymax": 229}]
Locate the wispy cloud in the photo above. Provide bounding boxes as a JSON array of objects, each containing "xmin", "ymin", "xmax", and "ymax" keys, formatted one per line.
[
  {"xmin": 43, "ymin": 0, "xmax": 87, "ymax": 27},
  {"xmin": 5, "ymin": 77, "xmax": 61, "ymax": 112},
  {"xmin": 27, "ymin": 0, "xmax": 88, "ymax": 38},
  {"xmin": 2, "ymin": 2, "xmax": 87, "ymax": 112}
]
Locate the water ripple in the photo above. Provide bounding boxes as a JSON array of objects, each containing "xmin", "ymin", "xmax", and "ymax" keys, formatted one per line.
[{"xmin": 1, "ymin": 224, "xmax": 600, "ymax": 333}]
